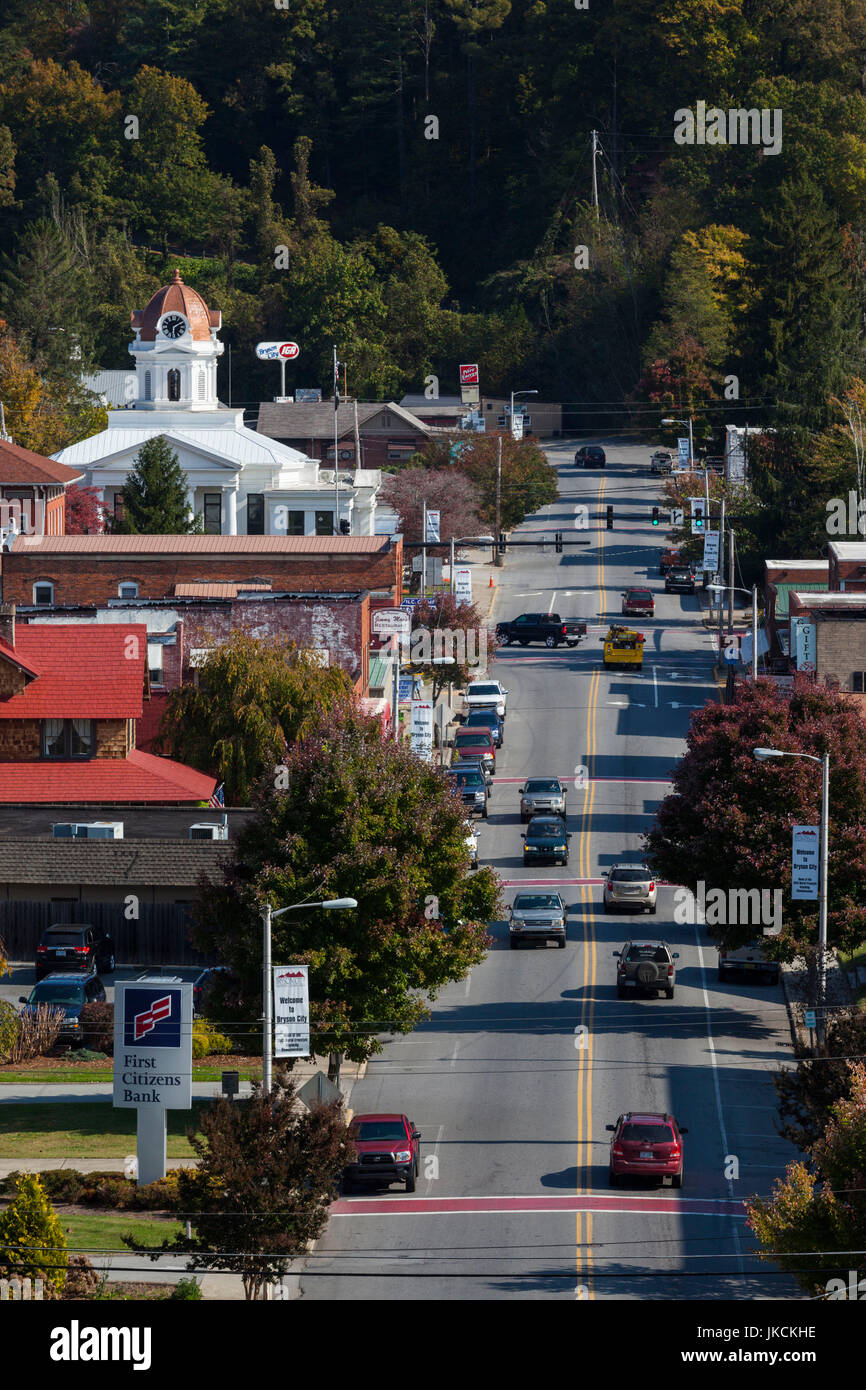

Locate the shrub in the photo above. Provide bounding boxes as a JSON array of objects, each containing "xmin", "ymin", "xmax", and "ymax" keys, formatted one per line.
[
  {"xmin": 77, "ymin": 1177, "xmax": 132, "ymax": 1208},
  {"xmin": 76, "ymin": 1002, "xmax": 114, "ymax": 1054},
  {"xmin": 23, "ymin": 1169, "xmax": 87, "ymax": 1204},
  {"xmin": 62, "ymin": 1254, "xmax": 101, "ymax": 1300},
  {"xmin": 192, "ymin": 1020, "xmax": 235, "ymax": 1059},
  {"xmin": 170, "ymin": 1276, "xmax": 202, "ymax": 1299},
  {"xmin": 0, "ymin": 998, "xmax": 19, "ymax": 1063},
  {"xmin": 132, "ymin": 1172, "xmax": 181, "ymax": 1211},
  {"xmin": 9, "ymin": 1005, "xmax": 63, "ymax": 1062},
  {"xmin": 0, "ymin": 1173, "xmax": 68, "ymax": 1293}
]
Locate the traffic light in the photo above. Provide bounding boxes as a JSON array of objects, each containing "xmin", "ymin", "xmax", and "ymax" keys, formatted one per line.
[
  {"xmin": 555, "ymin": 532, "xmax": 563, "ymax": 553},
  {"xmin": 498, "ymin": 532, "xmax": 507, "ymax": 553},
  {"xmin": 691, "ymin": 501, "xmax": 705, "ymax": 532},
  {"xmin": 652, "ymin": 507, "xmax": 660, "ymax": 526},
  {"xmin": 338, "ymin": 519, "xmax": 351, "ymax": 535},
  {"xmin": 606, "ymin": 505, "xmax": 614, "ymax": 530}
]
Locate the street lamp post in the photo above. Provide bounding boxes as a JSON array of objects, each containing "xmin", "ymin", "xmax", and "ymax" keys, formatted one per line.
[
  {"xmin": 262, "ymin": 897, "xmax": 358, "ymax": 1094},
  {"xmin": 753, "ymin": 748, "xmax": 830, "ymax": 1047},
  {"xmin": 708, "ymin": 582, "xmax": 760, "ymax": 678},
  {"xmin": 661, "ymin": 415, "xmax": 694, "ymax": 470},
  {"xmin": 510, "ymin": 388, "xmax": 538, "ymax": 441}
]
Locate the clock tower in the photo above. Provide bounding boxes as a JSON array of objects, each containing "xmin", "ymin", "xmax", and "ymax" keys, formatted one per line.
[{"xmin": 129, "ymin": 269, "xmax": 223, "ymax": 411}]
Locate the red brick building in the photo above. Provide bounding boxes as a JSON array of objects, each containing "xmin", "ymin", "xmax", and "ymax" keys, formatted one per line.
[
  {"xmin": 0, "ymin": 439, "xmax": 83, "ymax": 537},
  {"xmin": 256, "ymin": 401, "xmax": 436, "ymax": 471},
  {"xmin": 0, "ymin": 534, "xmax": 403, "ymax": 609}
]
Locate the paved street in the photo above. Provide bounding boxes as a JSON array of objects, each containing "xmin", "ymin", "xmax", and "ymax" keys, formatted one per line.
[{"xmin": 300, "ymin": 438, "xmax": 799, "ymax": 1300}]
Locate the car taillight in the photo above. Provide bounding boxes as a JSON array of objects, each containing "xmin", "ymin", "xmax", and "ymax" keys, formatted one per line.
[
  {"xmin": 37, "ymin": 946, "xmax": 47, "ymax": 953},
  {"xmin": 74, "ymin": 946, "xmax": 88, "ymax": 954},
  {"xmin": 668, "ymin": 963, "xmax": 674, "ymax": 976},
  {"xmin": 648, "ymin": 882, "xmax": 655, "ymax": 892},
  {"xmin": 612, "ymin": 1146, "xmax": 624, "ymax": 1157},
  {"xmin": 561, "ymin": 626, "xmax": 567, "ymax": 635}
]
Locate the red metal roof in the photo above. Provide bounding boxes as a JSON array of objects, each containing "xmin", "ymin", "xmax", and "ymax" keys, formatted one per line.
[
  {"xmin": 0, "ymin": 750, "xmax": 216, "ymax": 803},
  {"xmin": 11, "ymin": 535, "xmax": 391, "ymax": 554},
  {"xmin": 0, "ymin": 625, "xmax": 146, "ymax": 718},
  {"xmin": 0, "ymin": 440, "xmax": 83, "ymax": 486},
  {"xmin": 173, "ymin": 582, "xmax": 273, "ymax": 599}
]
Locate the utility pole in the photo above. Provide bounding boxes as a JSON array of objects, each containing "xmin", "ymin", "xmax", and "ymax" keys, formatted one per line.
[
  {"xmin": 591, "ymin": 130, "xmax": 599, "ymax": 219},
  {"xmin": 727, "ymin": 525, "xmax": 735, "ymax": 636},
  {"xmin": 752, "ymin": 584, "xmax": 759, "ymax": 681},
  {"xmin": 421, "ymin": 500, "xmax": 427, "ymax": 596},
  {"xmin": 717, "ymin": 497, "xmax": 726, "ymax": 657},
  {"xmin": 333, "ymin": 345, "xmax": 340, "ymax": 532},
  {"xmin": 450, "ymin": 533, "xmax": 455, "ymax": 594},
  {"xmin": 495, "ymin": 435, "xmax": 503, "ymax": 567},
  {"xmin": 353, "ymin": 397, "xmax": 361, "ymax": 476},
  {"xmin": 818, "ymin": 753, "xmax": 830, "ymax": 1050}
]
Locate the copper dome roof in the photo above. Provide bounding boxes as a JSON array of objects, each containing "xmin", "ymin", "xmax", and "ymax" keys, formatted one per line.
[{"xmin": 131, "ymin": 270, "xmax": 221, "ymax": 342}]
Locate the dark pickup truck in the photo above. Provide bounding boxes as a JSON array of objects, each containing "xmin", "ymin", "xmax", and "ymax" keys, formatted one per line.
[{"xmin": 496, "ymin": 612, "xmax": 588, "ymax": 649}]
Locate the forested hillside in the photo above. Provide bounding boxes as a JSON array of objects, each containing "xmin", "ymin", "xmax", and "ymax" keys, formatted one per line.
[{"xmin": 0, "ymin": 0, "xmax": 864, "ymax": 442}]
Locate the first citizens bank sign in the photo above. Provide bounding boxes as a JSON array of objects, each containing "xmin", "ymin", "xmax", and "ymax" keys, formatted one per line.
[{"xmin": 113, "ymin": 978, "xmax": 193, "ymax": 1184}]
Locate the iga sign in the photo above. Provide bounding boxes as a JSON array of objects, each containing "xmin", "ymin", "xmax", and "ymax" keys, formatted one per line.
[
  {"xmin": 255, "ymin": 341, "xmax": 300, "ymax": 360},
  {"xmin": 273, "ymin": 965, "xmax": 310, "ymax": 1058},
  {"xmin": 459, "ymin": 363, "xmax": 479, "ymax": 386},
  {"xmin": 791, "ymin": 825, "xmax": 819, "ymax": 900}
]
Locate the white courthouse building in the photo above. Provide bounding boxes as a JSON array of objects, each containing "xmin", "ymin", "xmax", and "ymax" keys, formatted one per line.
[{"xmin": 55, "ymin": 272, "xmax": 381, "ymax": 536}]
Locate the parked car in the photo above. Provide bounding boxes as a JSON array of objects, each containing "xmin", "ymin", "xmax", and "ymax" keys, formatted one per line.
[
  {"xmin": 192, "ymin": 965, "xmax": 233, "ymax": 1017},
  {"xmin": 650, "ymin": 451, "xmax": 673, "ymax": 474},
  {"xmin": 463, "ymin": 679, "xmax": 508, "ymax": 721},
  {"xmin": 496, "ymin": 613, "xmax": 587, "ymax": 648},
  {"xmin": 575, "ymin": 445, "xmax": 606, "ymax": 468},
  {"xmin": 453, "ymin": 753, "xmax": 493, "ymax": 787},
  {"xmin": 464, "ymin": 706, "xmax": 504, "ymax": 747},
  {"xmin": 343, "ymin": 1113, "xmax": 421, "ymax": 1192},
  {"xmin": 446, "ymin": 766, "xmax": 489, "ymax": 818},
  {"xmin": 613, "ymin": 940, "xmax": 679, "ymax": 998},
  {"xmin": 35, "ymin": 924, "xmax": 115, "ymax": 982},
  {"xmin": 603, "ymin": 865, "xmax": 658, "ymax": 914},
  {"xmin": 665, "ymin": 566, "xmax": 696, "ymax": 594},
  {"xmin": 508, "ymin": 892, "xmax": 570, "ymax": 949},
  {"xmin": 659, "ymin": 547, "xmax": 683, "ymax": 575},
  {"xmin": 452, "ymin": 727, "xmax": 496, "ymax": 775},
  {"xmin": 522, "ymin": 815, "xmax": 571, "ymax": 866},
  {"xmin": 19, "ymin": 972, "xmax": 106, "ymax": 1042},
  {"xmin": 717, "ymin": 941, "xmax": 781, "ymax": 986},
  {"xmin": 622, "ymin": 587, "xmax": 655, "ymax": 618},
  {"xmin": 607, "ymin": 1112, "xmax": 688, "ymax": 1187},
  {"xmin": 519, "ymin": 777, "xmax": 567, "ymax": 822}
]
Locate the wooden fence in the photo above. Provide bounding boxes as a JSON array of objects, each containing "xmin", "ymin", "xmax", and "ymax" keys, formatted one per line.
[
  {"xmin": 0, "ymin": 901, "xmax": 216, "ymax": 967},
  {"xmin": 0, "ymin": 1277, "xmax": 44, "ymax": 1300}
]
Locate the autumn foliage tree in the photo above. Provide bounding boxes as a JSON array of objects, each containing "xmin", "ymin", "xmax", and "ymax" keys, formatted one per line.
[
  {"xmin": 644, "ymin": 676, "xmax": 866, "ymax": 960},
  {"xmin": 407, "ymin": 591, "xmax": 496, "ymax": 703},
  {"xmin": 193, "ymin": 708, "xmax": 497, "ymax": 1078},
  {"xmin": 64, "ymin": 484, "xmax": 104, "ymax": 535},
  {"xmin": 420, "ymin": 431, "xmax": 557, "ymax": 530},
  {"xmin": 124, "ymin": 1075, "xmax": 351, "ymax": 1300},
  {"xmin": 380, "ymin": 466, "xmax": 482, "ymax": 543}
]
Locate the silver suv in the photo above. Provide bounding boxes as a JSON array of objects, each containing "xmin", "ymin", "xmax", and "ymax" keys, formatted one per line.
[
  {"xmin": 508, "ymin": 892, "xmax": 570, "ymax": 949},
  {"xmin": 519, "ymin": 777, "xmax": 567, "ymax": 823},
  {"xmin": 603, "ymin": 864, "xmax": 658, "ymax": 914},
  {"xmin": 613, "ymin": 940, "xmax": 678, "ymax": 998}
]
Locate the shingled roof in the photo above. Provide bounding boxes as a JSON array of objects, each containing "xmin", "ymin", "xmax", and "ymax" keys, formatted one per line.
[{"xmin": 0, "ymin": 838, "xmax": 228, "ymax": 886}]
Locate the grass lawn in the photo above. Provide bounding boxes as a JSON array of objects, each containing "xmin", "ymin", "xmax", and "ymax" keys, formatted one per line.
[
  {"xmin": 59, "ymin": 1211, "xmax": 185, "ymax": 1252},
  {"xmin": 0, "ymin": 1101, "xmax": 213, "ymax": 1159},
  {"xmin": 0, "ymin": 1065, "xmax": 261, "ymax": 1085}
]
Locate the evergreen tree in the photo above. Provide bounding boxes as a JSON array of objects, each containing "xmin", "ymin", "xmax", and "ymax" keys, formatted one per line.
[
  {"xmin": 0, "ymin": 1172, "xmax": 68, "ymax": 1294},
  {"xmin": 115, "ymin": 435, "xmax": 200, "ymax": 534}
]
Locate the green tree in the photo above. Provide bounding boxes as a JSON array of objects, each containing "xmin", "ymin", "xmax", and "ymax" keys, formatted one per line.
[
  {"xmin": 644, "ymin": 676, "xmax": 866, "ymax": 964},
  {"xmin": 0, "ymin": 218, "xmax": 95, "ymax": 378},
  {"xmin": 115, "ymin": 436, "xmax": 200, "ymax": 536},
  {"xmin": 773, "ymin": 1013, "xmax": 866, "ymax": 1152},
  {"xmin": 421, "ymin": 431, "xmax": 557, "ymax": 529},
  {"xmin": 407, "ymin": 592, "xmax": 492, "ymax": 703},
  {"xmin": 193, "ymin": 708, "xmax": 497, "ymax": 1080},
  {"xmin": 124, "ymin": 1075, "xmax": 350, "ymax": 1300},
  {"xmin": 0, "ymin": 1172, "xmax": 67, "ymax": 1294},
  {"xmin": 155, "ymin": 632, "xmax": 354, "ymax": 804}
]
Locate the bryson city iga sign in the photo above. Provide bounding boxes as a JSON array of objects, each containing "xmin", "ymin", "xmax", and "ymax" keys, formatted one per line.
[
  {"xmin": 113, "ymin": 979, "xmax": 192, "ymax": 1108},
  {"xmin": 273, "ymin": 964, "xmax": 311, "ymax": 1058},
  {"xmin": 255, "ymin": 341, "xmax": 300, "ymax": 360}
]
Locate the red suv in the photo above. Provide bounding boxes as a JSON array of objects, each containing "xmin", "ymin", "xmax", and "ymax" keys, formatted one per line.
[
  {"xmin": 622, "ymin": 587, "xmax": 655, "ymax": 618},
  {"xmin": 607, "ymin": 1111, "xmax": 688, "ymax": 1188},
  {"xmin": 343, "ymin": 1113, "xmax": 421, "ymax": 1193}
]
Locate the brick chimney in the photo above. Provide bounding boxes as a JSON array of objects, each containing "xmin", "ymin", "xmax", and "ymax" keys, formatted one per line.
[{"xmin": 0, "ymin": 603, "xmax": 15, "ymax": 648}]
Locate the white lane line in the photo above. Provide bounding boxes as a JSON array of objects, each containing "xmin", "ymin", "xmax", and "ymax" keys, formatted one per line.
[
  {"xmin": 464, "ymin": 970, "xmax": 472, "ymax": 996},
  {"xmin": 653, "ymin": 666, "xmax": 659, "ymax": 708},
  {"xmin": 548, "ymin": 591, "xmax": 557, "ymax": 615},
  {"xmin": 693, "ymin": 921, "xmax": 746, "ymax": 1284}
]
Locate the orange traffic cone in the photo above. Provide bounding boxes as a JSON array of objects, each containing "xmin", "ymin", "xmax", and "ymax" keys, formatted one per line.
[{"xmin": 489, "ymin": 574, "xmax": 494, "ymax": 587}]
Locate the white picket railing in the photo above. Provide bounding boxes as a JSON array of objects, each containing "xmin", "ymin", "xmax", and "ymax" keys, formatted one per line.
[{"xmin": 0, "ymin": 1277, "xmax": 44, "ymax": 1300}]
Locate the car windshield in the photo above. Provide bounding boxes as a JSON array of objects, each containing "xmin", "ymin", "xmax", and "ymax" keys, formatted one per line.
[
  {"xmin": 466, "ymin": 711, "xmax": 496, "ymax": 725},
  {"xmin": 469, "ymin": 685, "xmax": 500, "ymax": 697},
  {"xmin": 29, "ymin": 984, "xmax": 82, "ymax": 1005},
  {"xmin": 610, "ymin": 869, "xmax": 652, "ymax": 882},
  {"xmin": 621, "ymin": 1124, "xmax": 674, "ymax": 1144},
  {"xmin": 455, "ymin": 732, "xmax": 489, "ymax": 745},
  {"xmin": 353, "ymin": 1120, "xmax": 406, "ymax": 1142},
  {"xmin": 451, "ymin": 771, "xmax": 484, "ymax": 788},
  {"xmin": 525, "ymin": 779, "xmax": 561, "ymax": 793},
  {"xmin": 43, "ymin": 932, "xmax": 85, "ymax": 946},
  {"xmin": 514, "ymin": 894, "xmax": 562, "ymax": 910},
  {"xmin": 528, "ymin": 820, "xmax": 563, "ymax": 835},
  {"xmin": 627, "ymin": 946, "xmax": 669, "ymax": 962}
]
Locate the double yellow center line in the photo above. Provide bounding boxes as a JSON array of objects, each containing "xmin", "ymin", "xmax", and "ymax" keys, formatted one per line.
[{"xmin": 575, "ymin": 475, "xmax": 607, "ymax": 1297}]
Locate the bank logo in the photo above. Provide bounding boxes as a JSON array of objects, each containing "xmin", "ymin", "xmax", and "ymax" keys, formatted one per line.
[{"xmin": 123, "ymin": 988, "xmax": 181, "ymax": 1048}]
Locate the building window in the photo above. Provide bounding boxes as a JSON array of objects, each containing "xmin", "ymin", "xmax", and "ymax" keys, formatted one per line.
[
  {"xmin": 147, "ymin": 643, "xmax": 164, "ymax": 688},
  {"xmin": 287, "ymin": 510, "xmax": 305, "ymax": 536},
  {"xmin": 167, "ymin": 368, "xmax": 181, "ymax": 402},
  {"xmin": 118, "ymin": 581, "xmax": 139, "ymax": 600},
  {"xmin": 854, "ymin": 673, "xmax": 865, "ymax": 693},
  {"xmin": 203, "ymin": 492, "xmax": 222, "ymax": 534},
  {"xmin": 33, "ymin": 582, "xmax": 53, "ymax": 605},
  {"xmin": 387, "ymin": 445, "xmax": 416, "ymax": 461},
  {"xmin": 247, "ymin": 494, "xmax": 265, "ymax": 535},
  {"xmin": 113, "ymin": 494, "xmax": 125, "ymax": 521},
  {"xmin": 315, "ymin": 510, "xmax": 334, "ymax": 536},
  {"xmin": 42, "ymin": 718, "xmax": 94, "ymax": 759},
  {"xmin": 144, "ymin": 370, "xmax": 152, "ymax": 401}
]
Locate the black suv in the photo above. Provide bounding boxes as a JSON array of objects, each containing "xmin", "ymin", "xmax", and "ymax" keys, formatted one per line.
[
  {"xmin": 35, "ymin": 924, "xmax": 115, "ymax": 981},
  {"xmin": 446, "ymin": 766, "xmax": 489, "ymax": 819},
  {"xmin": 522, "ymin": 815, "xmax": 571, "ymax": 866},
  {"xmin": 20, "ymin": 972, "xmax": 106, "ymax": 1041},
  {"xmin": 575, "ymin": 445, "xmax": 606, "ymax": 468},
  {"xmin": 665, "ymin": 566, "xmax": 696, "ymax": 594}
]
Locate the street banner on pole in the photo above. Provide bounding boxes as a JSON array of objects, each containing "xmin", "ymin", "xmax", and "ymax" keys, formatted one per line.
[
  {"xmin": 273, "ymin": 965, "xmax": 310, "ymax": 1057},
  {"xmin": 702, "ymin": 531, "xmax": 720, "ymax": 570},
  {"xmin": 410, "ymin": 700, "xmax": 434, "ymax": 760},
  {"xmin": 677, "ymin": 438, "xmax": 690, "ymax": 469},
  {"xmin": 453, "ymin": 566, "xmax": 473, "ymax": 604},
  {"xmin": 426, "ymin": 510, "xmax": 441, "ymax": 543},
  {"xmin": 791, "ymin": 825, "xmax": 819, "ymax": 900}
]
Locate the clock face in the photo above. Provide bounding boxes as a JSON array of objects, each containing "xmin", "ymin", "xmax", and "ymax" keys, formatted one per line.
[{"xmin": 161, "ymin": 314, "xmax": 186, "ymax": 339}]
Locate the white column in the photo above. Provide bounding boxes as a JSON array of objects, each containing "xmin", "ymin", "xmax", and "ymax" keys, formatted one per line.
[
  {"xmin": 226, "ymin": 486, "xmax": 238, "ymax": 536},
  {"xmin": 186, "ymin": 487, "xmax": 196, "ymax": 524}
]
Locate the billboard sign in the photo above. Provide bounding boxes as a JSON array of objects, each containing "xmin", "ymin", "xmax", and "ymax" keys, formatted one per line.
[
  {"xmin": 255, "ymin": 341, "xmax": 300, "ymax": 360},
  {"xmin": 113, "ymin": 980, "xmax": 192, "ymax": 1109},
  {"xmin": 459, "ymin": 363, "xmax": 479, "ymax": 386},
  {"xmin": 273, "ymin": 965, "xmax": 310, "ymax": 1058}
]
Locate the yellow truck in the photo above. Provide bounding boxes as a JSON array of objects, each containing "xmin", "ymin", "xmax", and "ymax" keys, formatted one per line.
[{"xmin": 602, "ymin": 624, "xmax": 645, "ymax": 668}]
